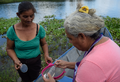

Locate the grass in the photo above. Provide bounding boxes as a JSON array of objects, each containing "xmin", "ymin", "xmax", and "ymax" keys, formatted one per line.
[{"xmin": 0, "ymin": 15, "xmax": 120, "ymax": 82}]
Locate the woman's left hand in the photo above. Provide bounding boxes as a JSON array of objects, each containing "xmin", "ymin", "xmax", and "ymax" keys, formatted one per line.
[
  {"xmin": 44, "ymin": 55, "xmax": 53, "ymax": 64},
  {"xmin": 43, "ymin": 73, "xmax": 55, "ymax": 82}
]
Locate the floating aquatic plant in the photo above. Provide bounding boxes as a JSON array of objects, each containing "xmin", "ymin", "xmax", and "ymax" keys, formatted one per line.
[{"xmin": 103, "ymin": 16, "xmax": 120, "ymax": 46}]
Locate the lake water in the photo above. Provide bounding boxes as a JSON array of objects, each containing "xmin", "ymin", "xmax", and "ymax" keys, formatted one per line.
[{"xmin": 0, "ymin": 0, "xmax": 120, "ymax": 46}]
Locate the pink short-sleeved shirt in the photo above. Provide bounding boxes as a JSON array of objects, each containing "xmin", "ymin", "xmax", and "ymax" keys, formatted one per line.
[{"xmin": 76, "ymin": 39, "xmax": 120, "ymax": 82}]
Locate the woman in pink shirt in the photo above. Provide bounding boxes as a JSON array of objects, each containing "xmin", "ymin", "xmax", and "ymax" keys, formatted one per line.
[{"xmin": 43, "ymin": 3, "xmax": 120, "ymax": 82}]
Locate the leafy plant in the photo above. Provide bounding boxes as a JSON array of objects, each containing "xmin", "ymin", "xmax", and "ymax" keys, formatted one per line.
[{"xmin": 0, "ymin": 17, "xmax": 20, "ymax": 35}]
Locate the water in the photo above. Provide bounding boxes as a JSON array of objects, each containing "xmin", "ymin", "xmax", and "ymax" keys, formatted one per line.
[
  {"xmin": 0, "ymin": 34, "xmax": 6, "ymax": 46},
  {"xmin": 0, "ymin": 0, "xmax": 120, "ymax": 46},
  {"xmin": 0, "ymin": 0, "xmax": 120, "ymax": 21}
]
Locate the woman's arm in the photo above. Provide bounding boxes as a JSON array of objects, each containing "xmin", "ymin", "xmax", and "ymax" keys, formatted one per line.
[
  {"xmin": 65, "ymin": 61, "xmax": 76, "ymax": 69},
  {"xmin": 55, "ymin": 60, "xmax": 76, "ymax": 69},
  {"xmin": 6, "ymin": 38, "xmax": 22, "ymax": 70},
  {"xmin": 40, "ymin": 37, "xmax": 53, "ymax": 63}
]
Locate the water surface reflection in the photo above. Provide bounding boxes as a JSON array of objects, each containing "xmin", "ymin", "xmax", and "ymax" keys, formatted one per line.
[{"xmin": 0, "ymin": 0, "xmax": 120, "ymax": 23}]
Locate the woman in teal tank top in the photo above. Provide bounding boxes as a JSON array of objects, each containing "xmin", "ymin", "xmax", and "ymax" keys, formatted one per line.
[{"xmin": 6, "ymin": 1, "xmax": 53, "ymax": 82}]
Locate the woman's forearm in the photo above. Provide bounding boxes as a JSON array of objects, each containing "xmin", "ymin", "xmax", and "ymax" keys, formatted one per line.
[
  {"xmin": 41, "ymin": 43, "xmax": 49, "ymax": 57},
  {"xmin": 66, "ymin": 62, "xmax": 76, "ymax": 69},
  {"xmin": 6, "ymin": 48, "xmax": 19, "ymax": 62},
  {"xmin": 6, "ymin": 38, "xmax": 19, "ymax": 62}
]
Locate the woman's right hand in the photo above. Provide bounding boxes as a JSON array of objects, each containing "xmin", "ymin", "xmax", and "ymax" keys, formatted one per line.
[
  {"xmin": 55, "ymin": 60, "xmax": 68, "ymax": 69},
  {"xmin": 14, "ymin": 60, "xmax": 22, "ymax": 70},
  {"xmin": 43, "ymin": 73, "xmax": 55, "ymax": 82}
]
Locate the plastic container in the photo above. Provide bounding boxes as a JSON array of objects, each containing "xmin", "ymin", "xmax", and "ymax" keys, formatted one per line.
[
  {"xmin": 42, "ymin": 62, "xmax": 65, "ymax": 80},
  {"xmin": 44, "ymin": 65, "xmax": 56, "ymax": 79},
  {"xmin": 20, "ymin": 64, "xmax": 28, "ymax": 73}
]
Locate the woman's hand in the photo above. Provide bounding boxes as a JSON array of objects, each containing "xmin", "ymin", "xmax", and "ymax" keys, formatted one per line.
[
  {"xmin": 43, "ymin": 73, "xmax": 55, "ymax": 82},
  {"xmin": 14, "ymin": 59, "xmax": 22, "ymax": 70},
  {"xmin": 55, "ymin": 60, "xmax": 68, "ymax": 69},
  {"xmin": 44, "ymin": 55, "xmax": 53, "ymax": 64}
]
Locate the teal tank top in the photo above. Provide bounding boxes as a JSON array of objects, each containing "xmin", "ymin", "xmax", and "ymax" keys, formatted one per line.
[{"xmin": 7, "ymin": 25, "xmax": 45, "ymax": 59}]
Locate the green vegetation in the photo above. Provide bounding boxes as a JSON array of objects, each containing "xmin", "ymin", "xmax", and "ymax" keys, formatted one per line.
[
  {"xmin": 0, "ymin": 0, "xmax": 66, "ymax": 4},
  {"xmin": 0, "ymin": 0, "xmax": 24, "ymax": 4},
  {"xmin": 0, "ymin": 56, "xmax": 19, "ymax": 82},
  {"xmin": 0, "ymin": 17, "xmax": 20, "ymax": 35},
  {"xmin": 103, "ymin": 16, "xmax": 120, "ymax": 46},
  {"xmin": 0, "ymin": 0, "xmax": 40, "ymax": 4},
  {"xmin": 0, "ymin": 15, "xmax": 120, "ymax": 82}
]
